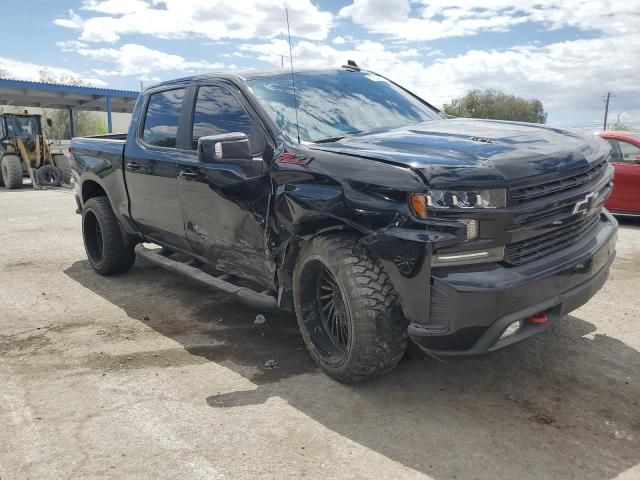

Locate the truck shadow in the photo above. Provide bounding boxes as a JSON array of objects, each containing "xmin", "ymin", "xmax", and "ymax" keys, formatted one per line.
[
  {"xmin": 616, "ymin": 215, "xmax": 640, "ymax": 229},
  {"xmin": 64, "ymin": 258, "xmax": 640, "ymax": 480}
]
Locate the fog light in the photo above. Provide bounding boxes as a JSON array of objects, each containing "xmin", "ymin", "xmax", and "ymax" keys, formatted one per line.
[
  {"xmin": 459, "ymin": 219, "xmax": 478, "ymax": 240},
  {"xmin": 500, "ymin": 321, "xmax": 521, "ymax": 339}
]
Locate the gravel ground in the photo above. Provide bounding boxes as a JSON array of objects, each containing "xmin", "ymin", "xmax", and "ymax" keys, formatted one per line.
[{"xmin": 1, "ymin": 187, "xmax": 639, "ymax": 480}]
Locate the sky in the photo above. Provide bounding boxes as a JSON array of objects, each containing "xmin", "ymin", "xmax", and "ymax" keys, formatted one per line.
[{"xmin": 1, "ymin": 0, "xmax": 639, "ymax": 129}]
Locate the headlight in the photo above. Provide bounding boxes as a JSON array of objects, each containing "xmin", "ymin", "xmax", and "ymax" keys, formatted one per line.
[
  {"xmin": 409, "ymin": 189, "xmax": 506, "ymax": 219},
  {"xmin": 426, "ymin": 189, "xmax": 506, "ymax": 209}
]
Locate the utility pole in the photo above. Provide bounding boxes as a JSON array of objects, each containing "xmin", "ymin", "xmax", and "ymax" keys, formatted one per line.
[{"xmin": 602, "ymin": 91, "xmax": 612, "ymax": 130}]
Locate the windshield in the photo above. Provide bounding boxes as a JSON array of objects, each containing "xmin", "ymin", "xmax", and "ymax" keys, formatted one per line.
[
  {"xmin": 5, "ymin": 116, "xmax": 39, "ymax": 139},
  {"xmin": 248, "ymin": 70, "xmax": 441, "ymax": 142}
]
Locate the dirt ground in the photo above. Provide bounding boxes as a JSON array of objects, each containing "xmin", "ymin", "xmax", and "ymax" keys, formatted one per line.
[{"xmin": 1, "ymin": 187, "xmax": 639, "ymax": 480}]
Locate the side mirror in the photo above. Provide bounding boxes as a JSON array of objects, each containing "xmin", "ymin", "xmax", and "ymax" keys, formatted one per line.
[
  {"xmin": 635, "ymin": 154, "xmax": 640, "ymax": 164},
  {"xmin": 46, "ymin": 118, "xmax": 52, "ymax": 128},
  {"xmin": 198, "ymin": 133, "xmax": 251, "ymax": 164}
]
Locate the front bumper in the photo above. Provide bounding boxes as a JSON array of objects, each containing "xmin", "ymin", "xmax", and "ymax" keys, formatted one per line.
[{"xmin": 408, "ymin": 211, "xmax": 618, "ymax": 356}]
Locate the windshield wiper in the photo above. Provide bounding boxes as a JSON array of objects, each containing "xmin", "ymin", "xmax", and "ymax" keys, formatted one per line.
[
  {"xmin": 313, "ymin": 130, "xmax": 361, "ymax": 144},
  {"xmin": 313, "ymin": 136, "xmax": 346, "ymax": 144}
]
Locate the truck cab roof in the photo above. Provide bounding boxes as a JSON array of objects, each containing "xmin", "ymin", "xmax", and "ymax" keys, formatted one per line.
[{"xmin": 148, "ymin": 68, "xmax": 364, "ymax": 91}]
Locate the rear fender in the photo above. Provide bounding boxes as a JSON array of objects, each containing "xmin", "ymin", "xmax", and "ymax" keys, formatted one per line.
[{"xmin": 79, "ymin": 173, "xmax": 140, "ymax": 238}]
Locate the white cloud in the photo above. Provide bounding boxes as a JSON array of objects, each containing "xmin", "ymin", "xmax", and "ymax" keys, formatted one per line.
[
  {"xmin": 339, "ymin": 0, "xmax": 640, "ymax": 41},
  {"xmin": 54, "ymin": 0, "xmax": 333, "ymax": 43},
  {"xmin": 45, "ymin": 0, "xmax": 639, "ymax": 127},
  {"xmin": 241, "ymin": 39, "xmax": 421, "ymax": 70},
  {"xmin": 56, "ymin": 40, "xmax": 89, "ymax": 50},
  {"xmin": 241, "ymin": 32, "xmax": 640, "ymax": 125},
  {"xmin": 72, "ymin": 43, "xmax": 224, "ymax": 76},
  {"xmin": 0, "ymin": 56, "xmax": 108, "ymax": 87},
  {"xmin": 54, "ymin": 9, "xmax": 84, "ymax": 29},
  {"xmin": 81, "ymin": 0, "xmax": 151, "ymax": 15}
]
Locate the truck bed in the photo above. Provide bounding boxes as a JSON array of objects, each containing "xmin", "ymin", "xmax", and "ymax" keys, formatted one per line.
[{"xmin": 70, "ymin": 136, "xmax": 126, "ymax": 164}]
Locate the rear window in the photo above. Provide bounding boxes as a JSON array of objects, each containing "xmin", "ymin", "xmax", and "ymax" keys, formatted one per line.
[{"xmin": 142, "ymin": 88, "xmax": 185, "ymax": 148}]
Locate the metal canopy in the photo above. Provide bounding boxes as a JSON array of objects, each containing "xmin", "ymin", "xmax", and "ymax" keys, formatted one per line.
[{"xmin": 0, "ymin": 79, "xmax": 139, "ymax": 134}]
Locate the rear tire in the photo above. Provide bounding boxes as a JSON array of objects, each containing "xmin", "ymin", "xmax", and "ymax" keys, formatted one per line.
[
  {"xmin": 53, "ymin": 154, "xmax": 72, "ymax": 184},
  {"xmin": 293, "ymin": 234, "xmax": 408, "ymax": 383},
  {"xmin": 1, "ymin": 155, "xmax": 23, "ymax": 189},
  {"xmin": 82, "ymin": 196, "xmax": 136, "ymax": 275}
]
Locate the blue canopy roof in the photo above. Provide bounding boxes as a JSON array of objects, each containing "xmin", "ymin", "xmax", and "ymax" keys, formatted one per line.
[{"xmin": 0, "ymin": 78, "xmax": 138, "ymax": 113}]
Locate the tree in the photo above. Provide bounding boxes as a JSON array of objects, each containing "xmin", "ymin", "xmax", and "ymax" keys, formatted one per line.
[
  {"xmin": 443, "ymin": 89, "xmax": 547, "ymax": 124},
  {"xmin": 38, "ymin": 68, "xmax": 84, "ymax": 86},
  {"xmin": 44, "ymin": 107, "xmax": 108, "ymax": 139},
  {"xmin": 38, "ymin": 70, "xmax": 108, "ymax": 139},
  {"xmin": 610, "ymin": 123, "xmax": 630, "ymax": 131}
]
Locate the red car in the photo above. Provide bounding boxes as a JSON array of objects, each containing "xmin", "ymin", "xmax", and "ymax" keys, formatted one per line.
[{"xmin": 598, "ymin": 131, "xmax": 640, "ymax": 215}]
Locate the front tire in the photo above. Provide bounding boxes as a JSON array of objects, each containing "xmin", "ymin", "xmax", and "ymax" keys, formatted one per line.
[
  {"xmin": 82, "ymin": 196, "xmax": 136, "ymax": 275},
  {"xmin": 293, "ymin": 234, "xmax": 408, "ymax": 383},
  {"xmin": 1, "ymin": 155, "xmax": 23, "ymax": 189}
]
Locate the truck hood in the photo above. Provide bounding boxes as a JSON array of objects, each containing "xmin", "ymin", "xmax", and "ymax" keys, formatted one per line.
[{"xmin": 308, "ymin": 118, "xmax": 609, "ymax": 188}]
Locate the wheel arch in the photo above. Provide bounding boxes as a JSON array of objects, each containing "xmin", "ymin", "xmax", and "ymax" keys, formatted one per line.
[
  {"xmin": 79, "ymin": 175, "xmax": 142, "ymax": 239},
  {"xmin": 81, "ymin": 178, "xmax": 108, "ymax": 205},
  {"xmin": 275, "ymin": 218, "xmax": 371, "ymax": 310}
]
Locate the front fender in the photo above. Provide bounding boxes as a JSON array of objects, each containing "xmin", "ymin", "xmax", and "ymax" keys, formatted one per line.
[{"xmin": 271, "ymin": 159, "xmax": 459, "ymax": 322}]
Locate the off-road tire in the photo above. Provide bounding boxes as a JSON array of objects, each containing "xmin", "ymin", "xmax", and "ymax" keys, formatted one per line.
[
  {"xmin": 53, "ymin": 154, "xmax": 72, "ymax": 184},
  {"xmin": 82, "ymin": 196, "xmax": 136, "ymax": 275},
  {"xmin": 1, "ymin": 155, "xmax": 23, "ymax": 189},
  {"xmin": 293, "ymin": 234, "xmax": 408, "ymax": 383},
  {"xmin": 35, "ymin": 165, "xmax": 62, "ymax": 187}
]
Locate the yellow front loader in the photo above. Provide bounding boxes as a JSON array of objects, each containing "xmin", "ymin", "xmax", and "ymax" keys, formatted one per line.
[{"xmin": 0, "ymin": 113, "xmax": 72, "ymax": 189}]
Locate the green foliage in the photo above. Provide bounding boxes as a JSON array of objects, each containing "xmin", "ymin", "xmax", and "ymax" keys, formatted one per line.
[
  {"xmin": 444, "ymin": 89, "xmax": 547, "ymax": 124},
  {"xmin": 38, "ymin": 69, "xmax": 84, "ymax": 86},
  {"xmin": 37, "ymin": 70, "xmax": 108, "ymax": 139},
  {"xmin": 610, "ymin": 123, "xmax": 630, "ymax": 131},
  {"xmin": 44, "ymin": 108, "xmax": 108, "ymax": 139}
]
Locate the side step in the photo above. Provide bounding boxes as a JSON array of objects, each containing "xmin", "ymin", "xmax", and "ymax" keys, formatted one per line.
[{"xmin": 134, "ymin": 244, "xmax": 278, "ymax": 311}]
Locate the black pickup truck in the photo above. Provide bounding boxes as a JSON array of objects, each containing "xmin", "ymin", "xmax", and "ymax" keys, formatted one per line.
[{"xmin": 70, "ymin": 66, "xmax": 617, "ymax": 382}]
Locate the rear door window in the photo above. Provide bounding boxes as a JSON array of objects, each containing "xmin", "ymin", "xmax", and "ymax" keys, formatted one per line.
[
  {"xmin": 142, "ymin": 88, "xmax": 186, "ymax": 148},
  {"xmin": 191, "ymin": 85, "xmax": 260, "ymax": 153}
]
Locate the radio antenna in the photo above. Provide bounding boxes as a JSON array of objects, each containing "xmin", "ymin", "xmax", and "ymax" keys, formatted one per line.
[{"xmin": 285, "ymin": 8, "xmax": 301, "ymax": 144}]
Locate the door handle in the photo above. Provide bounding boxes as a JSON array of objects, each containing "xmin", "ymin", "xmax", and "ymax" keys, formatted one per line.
[
  {"xmin": 179, "ymin": 170, "xmax": 199, "ymax": 179},
  {"xmin": 126, "ymin": 162, "xmax": 141, "ymax": 172}
]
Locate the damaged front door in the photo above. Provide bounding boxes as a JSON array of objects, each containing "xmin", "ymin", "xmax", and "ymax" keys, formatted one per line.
[{"xmin": 176, "ymin": 83, "xmax": 275, "ymax": 287}]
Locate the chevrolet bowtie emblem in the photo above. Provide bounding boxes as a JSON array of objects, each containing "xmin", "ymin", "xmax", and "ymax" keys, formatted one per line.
[{"xmin": 572, "ymin": 192, "xmax": 596, "ymax": 216}]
